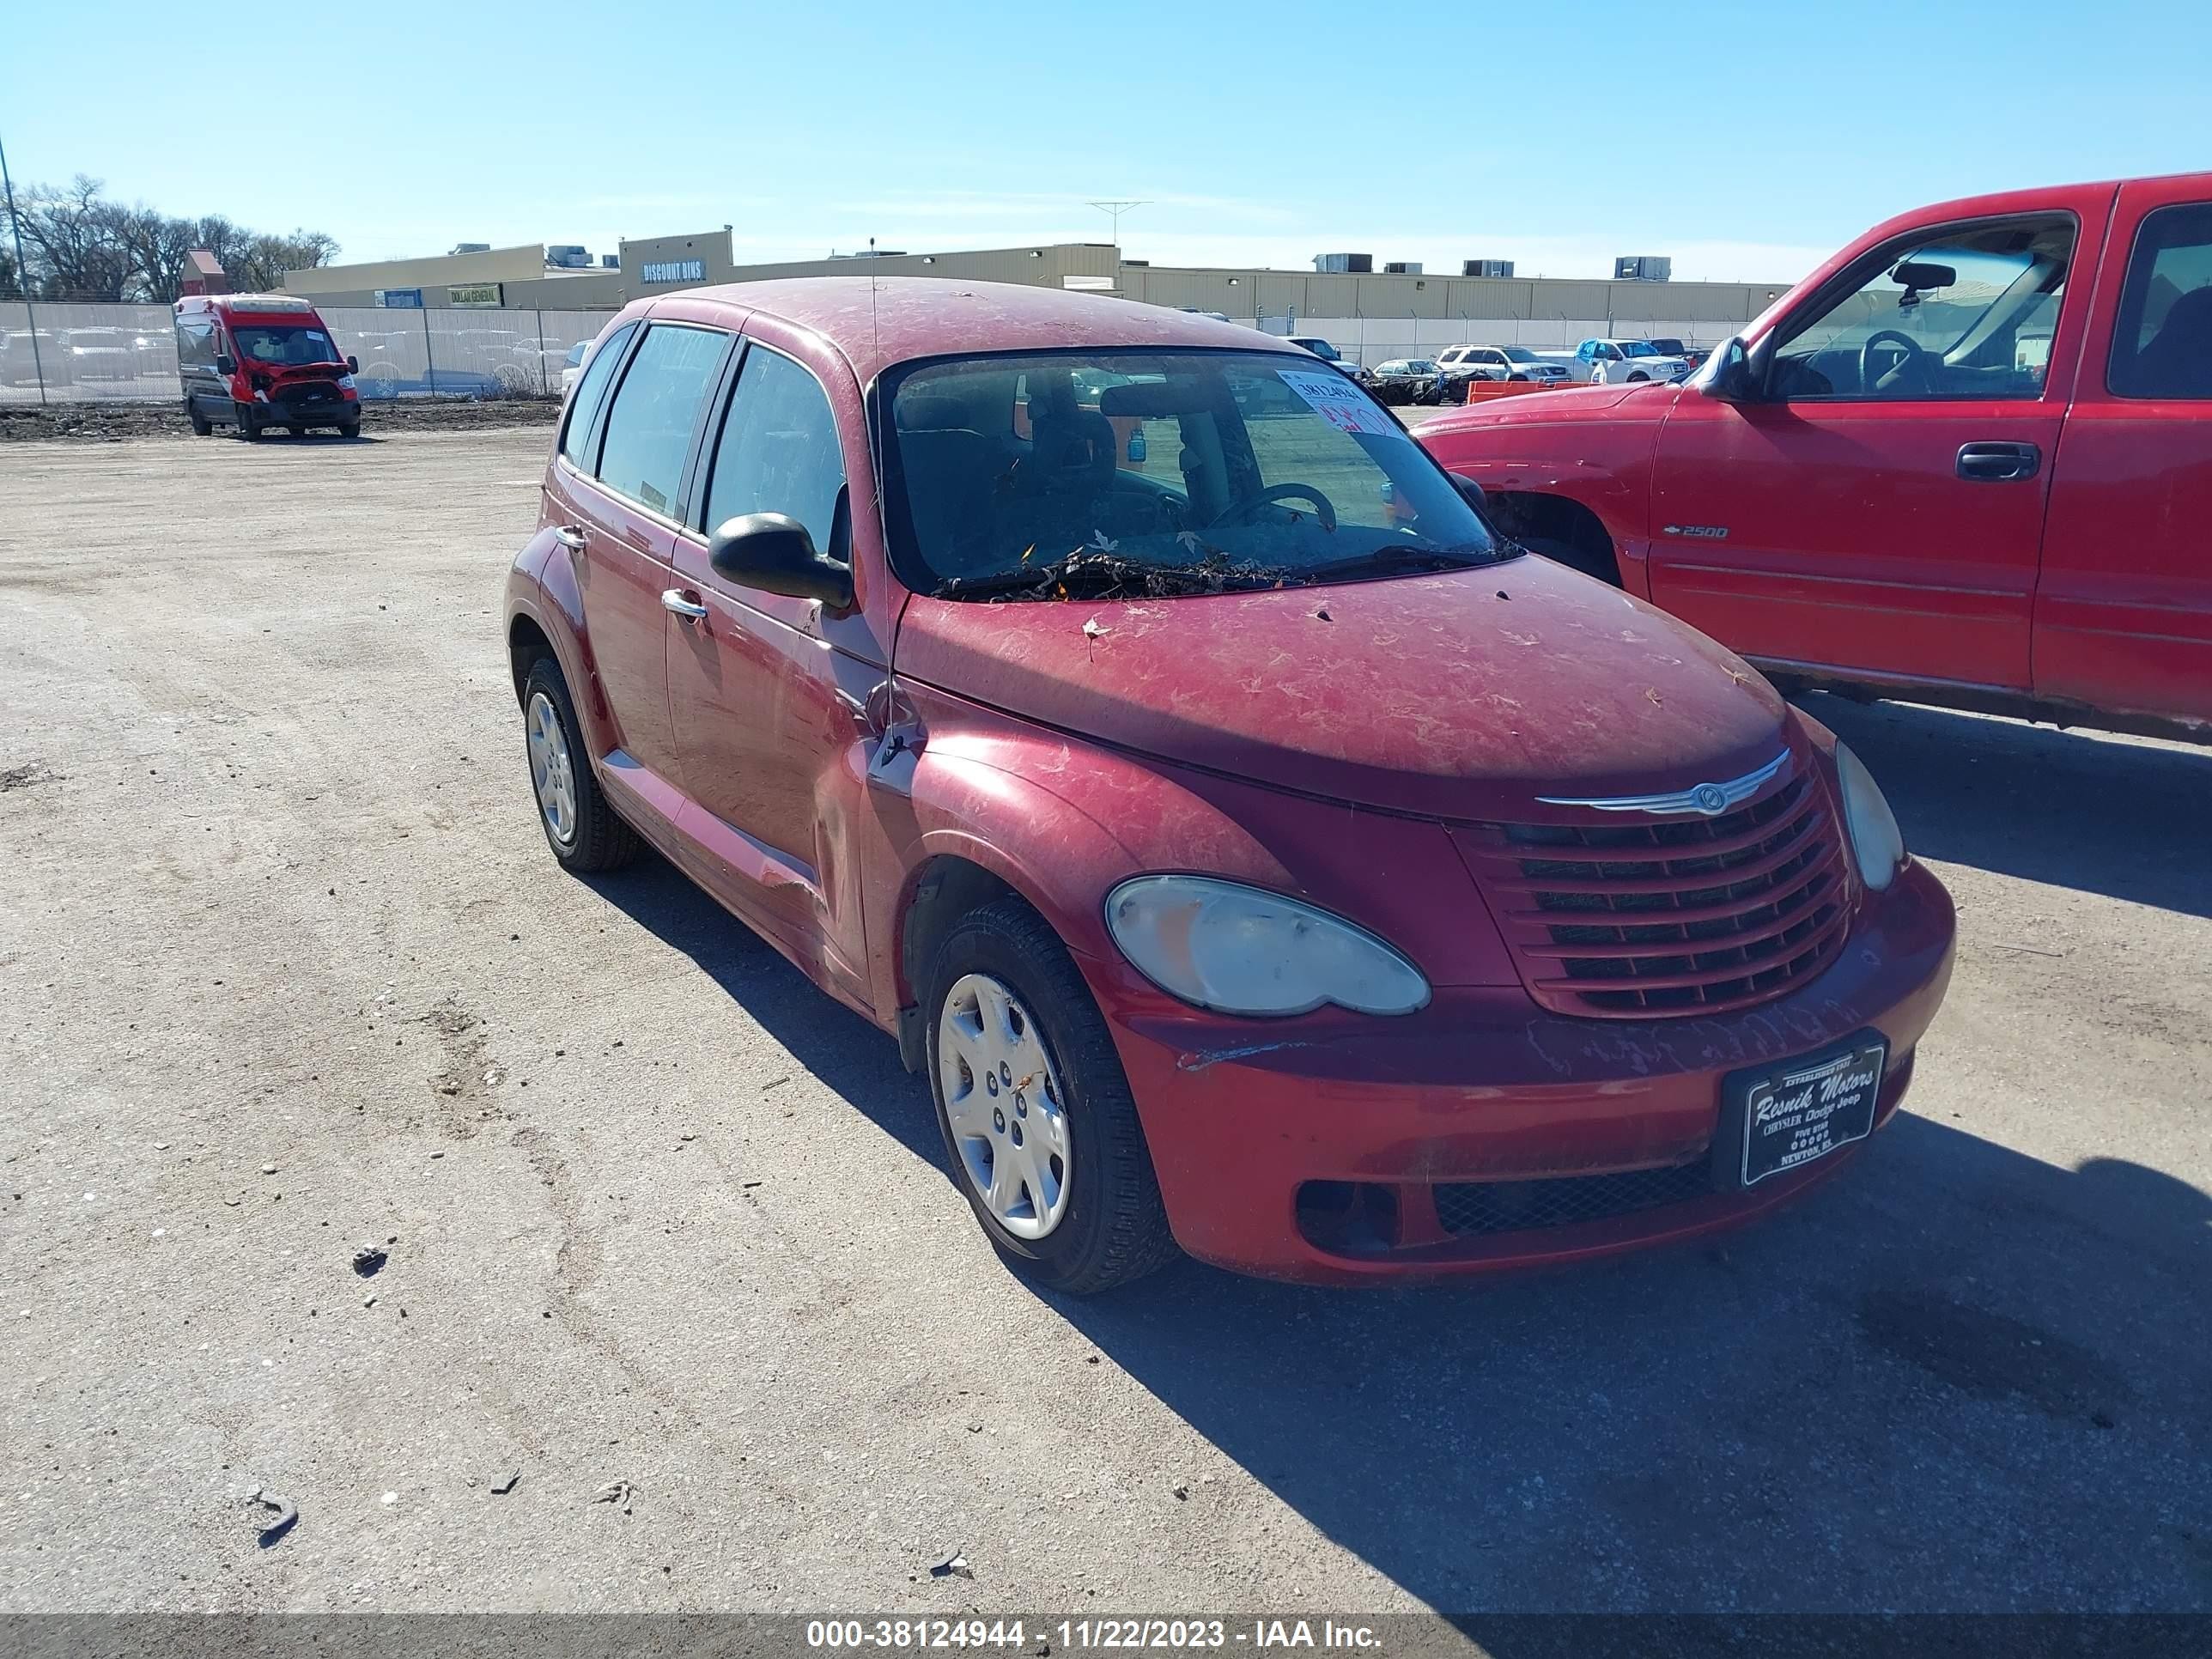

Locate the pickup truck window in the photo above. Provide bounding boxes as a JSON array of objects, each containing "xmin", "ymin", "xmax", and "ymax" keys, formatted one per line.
[
  {"xmin": 2109, "ymin": 201, "xmax": 2212, "ymax": 400},
  {"xmin": 1770, "ymin": 216, "xmax": 2074, "ymax": 402}
]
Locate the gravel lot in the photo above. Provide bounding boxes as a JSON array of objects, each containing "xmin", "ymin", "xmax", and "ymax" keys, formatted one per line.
[{"xmin": 1, "ymin": 427, "xmax": 2207, "ymax": 1620}]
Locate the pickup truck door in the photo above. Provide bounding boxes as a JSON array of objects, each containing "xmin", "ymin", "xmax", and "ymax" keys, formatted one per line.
[
  {"xmin": 2035, "ymin": 177, "xmax": 2212, "ymax": 726},
  {"xmin": 1645, "ymin": 191, "xmax": 2112, "ymax": 694}
]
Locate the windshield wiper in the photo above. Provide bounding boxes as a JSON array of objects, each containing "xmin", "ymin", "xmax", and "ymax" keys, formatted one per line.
[
  {"xmin": 1282, "ymin": 541, "xmax": 1505, "ymax": 585},
  {"xmin": 933, "ymin": 546, "xmax": 1270, "ymax": 600}
]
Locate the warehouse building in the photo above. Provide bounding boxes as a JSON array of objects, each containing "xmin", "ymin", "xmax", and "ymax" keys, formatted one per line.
[{"xmin": 283, "ymin": 228, "xmax": 1789, "ymax": 358}]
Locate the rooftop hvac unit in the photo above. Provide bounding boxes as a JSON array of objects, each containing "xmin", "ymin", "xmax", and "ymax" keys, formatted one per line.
[
  {"xmin": 448, "ymin": 242, "xmax": 490, "ymax": 256},
  {"xmin": 602, "ymin": 254, "xmax": 619, "ymax": 268},
  {"xmin": 546, "ymin": 245, "xmax": 591, "ymax": 269},
  {"xmin": 1613, "ymin": 255, "xmax": 1673, "ymax": 282},
  {"xmin": 1382, "ymin": 261, "xmax": 1423, "ymax": 276},
  {"xmin": 1313, "ymin": 252, "xmax": 1373, "ymax": 274},
  {"xmin": 1462, "ymin": 258, "xmax": 1515, "ymax": 278}
]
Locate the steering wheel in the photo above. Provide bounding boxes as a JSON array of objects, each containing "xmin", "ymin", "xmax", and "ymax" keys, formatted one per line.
[
  {"xmin": 1207, "ymin": 483, "xmax": 1338, "ymax": 532},
  {"xmin": 1859, "ymin": 329, "xmax": 1932, "ymax": 395}
]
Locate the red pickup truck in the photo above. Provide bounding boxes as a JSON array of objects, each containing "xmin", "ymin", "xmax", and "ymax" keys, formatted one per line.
[{"xmin": 1419, "ymin": 172, "xmax": 2212, "ymax": 741}]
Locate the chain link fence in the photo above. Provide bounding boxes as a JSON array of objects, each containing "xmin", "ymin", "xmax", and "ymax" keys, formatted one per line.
[{"xmin": 0, "ymin": 301, "xmax": 614, "ymax": 404}]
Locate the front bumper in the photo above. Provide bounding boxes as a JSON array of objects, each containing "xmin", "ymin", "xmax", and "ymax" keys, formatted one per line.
[{"xmin": 1094, "ymin": 860, "xmax": 1954, "ymax": 1284}]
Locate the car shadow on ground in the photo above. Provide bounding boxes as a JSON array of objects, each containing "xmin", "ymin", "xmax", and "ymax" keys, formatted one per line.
[
  {"xmin": 1796, "ymin": 692, "xmax": 2212, "ymax": 919},
  {"xmin": 591, "ymin": 849, "xmax": 2212, "ymax": 1616}
]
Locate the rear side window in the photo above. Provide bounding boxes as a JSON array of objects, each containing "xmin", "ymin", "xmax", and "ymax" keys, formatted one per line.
[
  {"xmin": 593, "ymin": 325, "xmax": 727, "ymax": 518},
  {"xmin": 702, "ymin": 344, "xmax": 848, "ymax": 553},
  {"xmin": 559, "ymin": 321, "xmax": 636, "ymax": 470},
  {"xmin": 2109, "ymin": 202, "xmax": 2212, "ymax": 400}
]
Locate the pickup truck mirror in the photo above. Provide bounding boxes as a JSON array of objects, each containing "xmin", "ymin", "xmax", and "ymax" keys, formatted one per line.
[
  {"xmin": 1698, "ymin": 337, "xmax": 1760, "ymax": 402},
  {"xmin": 708, "ymin": 512, "xmax": 854, "ymax": 610}
]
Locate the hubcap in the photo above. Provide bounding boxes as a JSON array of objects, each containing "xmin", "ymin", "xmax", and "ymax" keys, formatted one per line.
[
  {"xmin": 526, "ymin": 690, "xmax": 578, "ymax": 847},
  {"xmin": 937, "ymin": 973, "xmax": 1072, "ymax": 1240}
]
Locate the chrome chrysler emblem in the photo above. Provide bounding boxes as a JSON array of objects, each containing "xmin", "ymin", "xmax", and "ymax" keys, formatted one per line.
[{"xmin": 1536, "ymin": 750, "xmax": 1790, "ymax": 818}]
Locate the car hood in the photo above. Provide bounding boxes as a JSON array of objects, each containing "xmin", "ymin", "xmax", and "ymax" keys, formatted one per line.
[
  {"xmin": 892, "ymin": 556, "xmax": 1792, "ymax": 819},
  {"xmin": 1422, "ymin": 378, "xmax": 1683, "ymax": 432}
]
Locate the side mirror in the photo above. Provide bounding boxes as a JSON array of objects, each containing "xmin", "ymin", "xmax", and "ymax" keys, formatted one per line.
[
  {"xmin": 347, "ymin": 355, "xmax": 360, "ymax": 374},
  {"xmin": 1453, "ymin": 475, "xmax": 1488, "ymax": 515},
  {"xmin": 708, "ymin": 513, "xmax": 854, "ymax": 609},
  {"xmin": 1698, "ymin": 336, "xmax": 1759, "ymax": 402},
  {"xmin": 216, "ymin": 354, "xmax": 236, "ymax": 375}
]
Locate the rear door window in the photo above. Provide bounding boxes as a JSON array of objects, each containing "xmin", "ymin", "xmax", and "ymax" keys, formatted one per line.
[
  {"xmin": 559, "ymin": 321, "xmax": 636, "ymax": 471},
  {"xmin": 2107, "ymin": 201, "xmax": 2212, "ymax": 399},
  {"xmin": 592, "ymin": 324, "xmax": 727, "ymax": 519}
]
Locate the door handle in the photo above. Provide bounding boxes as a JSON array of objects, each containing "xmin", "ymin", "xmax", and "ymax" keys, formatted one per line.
[
  {"xmin": 1956, "ymin": 441, "xmax": 2040, "ymax": 483},
  {"xmin": 661, "ymin": 588, "xmax": 708, "ymax": 620},
  {"xmin": 550, "ymin": 524, "xmax": 586, "ymax": 550}
]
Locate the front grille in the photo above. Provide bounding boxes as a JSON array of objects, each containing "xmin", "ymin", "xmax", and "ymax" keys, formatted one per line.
[
  {"xmin": 274, "ymin": 381, "xmax": 339, "ymax": 407},
  {"xmin": 1474, "ymin": 768, "xmax": 1852, "ymax": 1018},
  {"xmin": 1433, "ymin": 1160, "xmax": 1714, "ymax": 1237}
]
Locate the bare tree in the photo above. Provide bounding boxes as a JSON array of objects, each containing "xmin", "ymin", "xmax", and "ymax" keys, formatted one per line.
[{"xmin": 2, "ymin": 179, "xmax": 339, "ymax": 302}]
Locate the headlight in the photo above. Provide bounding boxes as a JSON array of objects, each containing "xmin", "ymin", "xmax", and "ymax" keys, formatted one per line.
[
  {"xmin": 1834, "ymin": 743, "xmax": 1905, "ymax": 891},
  {"xmin": 337, "ymin": 374, "xmax": 357, "ymax": 390},
  {"xmin": 1104, "ymin": 875, "xmax": 1430, "ymax": 1017}
]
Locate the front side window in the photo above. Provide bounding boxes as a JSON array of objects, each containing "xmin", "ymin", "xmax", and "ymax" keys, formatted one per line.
[
  {"xmin": 560, "ymin": 321, "xmax": 635, "ymax": 470},
  {"xmin": 882, "ymin": 349, "xmax": 1501, "ymax": 599},
  {"xmin": 231, "ymin": 325, "xmax": 341, "ymax": 366},
  {"xmin": 2108, "ymin": 201, "xmax": 2212, "ymax": 400},
  {"xmin": 1770, "ymin": 216, "xmax": 2075, "ymax": 400},
  {"xmin": 594, "ymin": 325, "xmax": 728, "ymax": 518},
  {"xmin": 177, "ymin": 322, "xmax": 216, "ymax": 367},
  {"xmin": 702, "ymin": 344, "xmax": 848, "ymax": 553}
]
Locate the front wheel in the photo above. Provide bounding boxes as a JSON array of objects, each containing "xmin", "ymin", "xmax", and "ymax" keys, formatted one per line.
[
  {"xmin": 187, "ymin": 401, "xmax": 211, "ymax": 436},
  {"xmin": 234, "ymin": 402, "xmax": 262, "ymax": 441},
  {"xmin": 927, "ymin": 897, "xmax": 1176, "ymax": 1295}
]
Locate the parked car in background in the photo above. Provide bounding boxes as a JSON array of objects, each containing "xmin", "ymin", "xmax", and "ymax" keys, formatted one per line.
[
  {"xmin": 174, "ymin": 293, "xmax": 362, "ymax": 439},
  {"xmin": 1564, "ymin": 337, "xmax": 1693, "ymax": 384},
  {"xmin": 1286, "ymin": 336, "xmax": 1369, "ymax": 384},
  {"xmin": 1416, "ymin": 171, "xmax": 2212, "ymax": 740},
  {"xmin": 559, "ymin": 338, "xmax": 592, "ymax": 397},
  {"xmin": 0, "ymin": 329, "xmax": 59, "ymax": 386},
  {"xmin": 54, "ymin": 328, "xmax": 139, "ymax": 383},
  {"xmin": 1645, "ymin": 337, "xmax": 1711, "ymax": 370},
  {"xmin": 1367, "ymin": 357, "xmax": 1449, "ymax": 404},
  {"xmin": 1437, "ymin": 344, "xmax": 1573, "ymax": 385},
  {"xmin": 506, "ymin": 276, "xmax": 1954, "ymax": 1291}
]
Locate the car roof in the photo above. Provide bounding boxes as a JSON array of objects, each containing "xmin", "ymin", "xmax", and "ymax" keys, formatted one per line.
[{"xmin": 640, "ymin": 276, "xmax": 1307, "ymax": 383}]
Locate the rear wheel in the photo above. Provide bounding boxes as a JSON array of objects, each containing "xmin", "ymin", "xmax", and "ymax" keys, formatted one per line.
[
  {"xmin": 520, "ymin": 657, "xmax": 639, "ymax": 873},
  {"xmin": 926, "ymin": 897, "xmax": 1176, "ymax": 1295}
]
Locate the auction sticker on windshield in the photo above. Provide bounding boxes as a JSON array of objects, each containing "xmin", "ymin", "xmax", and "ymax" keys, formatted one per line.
[{"xmin": 1278, "ymin": 368, "xmax": 1398, "ymax": 437}]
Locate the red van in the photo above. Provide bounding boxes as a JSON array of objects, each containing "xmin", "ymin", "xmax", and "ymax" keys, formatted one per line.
[
  {"xmin": 174, "ymin": 294, "xmax": 362, "ymax": 440},
  {"xmin": 1419, "ymin": 172, "xmax": 2212, "ymax": 742},
  {"xmin": 503, "ymin": 281, "xmax": 1955, "ymax": 1291}
]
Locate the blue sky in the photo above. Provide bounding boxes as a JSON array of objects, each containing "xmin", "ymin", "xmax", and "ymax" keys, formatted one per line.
[{"xmin": 8, "ymin": 0, "xmax": 2209, "ymax": 283}]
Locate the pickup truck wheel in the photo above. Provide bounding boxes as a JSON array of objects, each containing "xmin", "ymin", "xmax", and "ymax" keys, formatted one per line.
[
  {"xmin": 520, "ymin": 657, "xmax": 640, "ymax": 873},
  {"xmin": 927, "ymin": 897, "xmax": 1176, "ymax": 1295}
]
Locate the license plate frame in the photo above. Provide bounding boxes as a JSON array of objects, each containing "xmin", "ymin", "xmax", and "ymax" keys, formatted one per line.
[{"xmin": 1716, "ymin": 1035, "xmax": 1889, "ymax": 1190}]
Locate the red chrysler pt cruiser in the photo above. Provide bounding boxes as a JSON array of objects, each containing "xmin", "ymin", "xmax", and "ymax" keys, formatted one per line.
[{"xmin": 503, "ymin": 279, "xmax": 1955, "ymax": 1291}]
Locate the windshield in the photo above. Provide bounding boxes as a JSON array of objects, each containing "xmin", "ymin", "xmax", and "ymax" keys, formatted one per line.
[
  {"xmin": 882, "ymin": 349, "xmax": 1502, "ymax": 600},
  {"xmin": 1499, "ymin": 346, "xmax": 1539, "ymax": 362},
  {"xmin": 1619, "ymin": 341, "xmax": 1659, "ymax": 358},
  {"xmin": 1293, "ymin": 339, "xmax": 1341, "ymax": 362},
  {"xmin": 232, "ymin": 325, "xmax": 342, "ymax": 367}
]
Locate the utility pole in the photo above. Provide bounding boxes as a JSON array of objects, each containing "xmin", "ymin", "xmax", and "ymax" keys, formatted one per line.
[
  {"xmin": 0, "ymin": 130, "xmax": 48, "ymax": 405},
  {"xmin": 1087, "ymin": 200, "xmax": 1148, "ymax": 250}
]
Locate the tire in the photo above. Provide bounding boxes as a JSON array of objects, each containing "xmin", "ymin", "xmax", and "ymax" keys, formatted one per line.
[
  {"xmin": 339, "ymin": 420, "xmax": 361, "ymax": 441},
  {"xmin": 187, "ymin": 402, "xmax": 211, "ymax": 436},
  {"xmin": 234, "ymin": 402, "xmax": 262, "ymax": 441},
  {"xmin": 520, "ymin": 656, "xmax": 639, "ymax": 873},
  {"xmin": 1627, "ymin": 371, "xmax": 1650, "ymax": 382},
  {"xmin": 925, "ymin": 896, "xmax": 1176, "ymax": 1295}
]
